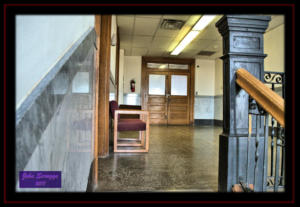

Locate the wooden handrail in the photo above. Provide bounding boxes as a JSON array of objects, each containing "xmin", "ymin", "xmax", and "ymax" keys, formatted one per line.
[{"xmin": 236, "ymin": 68, "xmax": 285, "ymax": 127}]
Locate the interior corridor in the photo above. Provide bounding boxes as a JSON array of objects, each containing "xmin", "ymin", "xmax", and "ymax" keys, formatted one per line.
[
  {"xmin": 13, "ymin": 13, "xmax": 287, "ymax": 194},
  {"xmin": 89, "ymin": 125, "xmax": 222, "ymax": 192}
]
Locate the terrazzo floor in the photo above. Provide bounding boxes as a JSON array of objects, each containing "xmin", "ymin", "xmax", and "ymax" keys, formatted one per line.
[{"xmin": 90, "ymin": 125, "xmax": 222, "ymax": 192}]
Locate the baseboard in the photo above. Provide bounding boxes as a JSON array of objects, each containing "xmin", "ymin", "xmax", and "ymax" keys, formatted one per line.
[{"xmin": 194, "ymin": 119, "xmax": 223, "ymax": 126}]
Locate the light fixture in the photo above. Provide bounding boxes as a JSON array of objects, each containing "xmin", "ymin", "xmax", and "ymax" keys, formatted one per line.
[
  {"xmin": 171, "ymin": 31, "xmax": 199, "ymax": 55},
  {"xmin": 192, "ymin": 15, "xmax": 216, "ymax": 31},
  {"xmin": 171, "ymin": 15, "xmax": 216, "ymax": 56}
]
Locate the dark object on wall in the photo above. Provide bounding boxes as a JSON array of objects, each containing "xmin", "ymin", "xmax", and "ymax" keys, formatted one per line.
[{"xmin": 130, "ymin": 79, "xmax": 135, "ymax": 92}]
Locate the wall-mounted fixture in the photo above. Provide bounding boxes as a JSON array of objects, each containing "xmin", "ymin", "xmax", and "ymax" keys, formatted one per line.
[
  {"xmin": 111, "ymin": 33, "xmax": 116, "ymax": 46},
  {"xmin": 171, "ymin": 15, "xmax": 216, "ymax": 56}
]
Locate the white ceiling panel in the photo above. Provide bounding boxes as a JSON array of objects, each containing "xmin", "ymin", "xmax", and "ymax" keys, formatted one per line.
[
  {"xmin": 147, "ymin": 49, "xmax": 164, "ymax": 57},
  {"xmin": 132, "ymin": 47, "xmax": 148, "ymax": 56},
  {"xmin": 117, "ymin": 15, "xmax": 135, "ymax": 35},
  {"xmin": 151, "ymin": 37, "xmax": 173, "ymax": 49},
  {"xmin": 120, "ymin": 42, "xmax": 131, "ymax": 49},
  {"xmin": 119, "ymin": 34, "xmax": 132, "ymax": 42},
  {"xmin": 187, "ymin": 39, "xmax": 215, "ymax": 50},
  {"xmin": 132, "ymin": 36, "xmax": 153, "ymax": 47},
  {"xmin": 155, "ymin": 29, "xmax": 179, "ymax": 38},
  {"xmin": 204, "ymin": 40, "xmax": 222, "ymax": 52},
  {"xmin": 197, "ymin": 24, "xmax": 222, "ymax": 41},
  {"xmin": 162, "ymin": 15, "xmax": 190, "ymax": 21},
  {"xmin": 178, "ymin": 50, "xmax": 199, "ymax": 58},
  {"xmin": 134, "ymin": 17, "xmax": 161, "ymax": 36},
  {"xmin": 137, "ymin": 15, "xmax": 162, "ymax": 19}
]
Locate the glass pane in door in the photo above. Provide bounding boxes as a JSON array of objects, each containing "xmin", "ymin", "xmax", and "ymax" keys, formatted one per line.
[
  {"xmin": 149, "ymin": 74, "xmax": 166, "ymax": 95},
  {"xmin": 168, "ymin": 64, "xmax": 189, "ymax": 70},
  {"xmin": 171, "ymin": 75, "xmax": 187, "ymax": 96}
]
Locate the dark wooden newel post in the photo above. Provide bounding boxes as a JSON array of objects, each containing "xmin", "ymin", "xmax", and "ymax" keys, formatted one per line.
[{"xmin": 215, "ymin": 15, "xmax": 271, "ymax": 192}]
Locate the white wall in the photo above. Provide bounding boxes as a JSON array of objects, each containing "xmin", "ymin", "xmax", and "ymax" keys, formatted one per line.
[
  {"xmin": 123, "ymin": 56, "xmax": 142, "ymax": 94},
  {"xmin": 118, "ymin": 49, "xmax": 125, "ymax": 104},
  {"xmin": 16, "ymin": 15, "xmax": 94, "ymax": 108},
  {"xmin": 264, "ymin": 24, "xmax": 285, "ymax": 73},
  {"xmin": 110, "ymin": 15, "xmax": 117, "ymax": 81},
  {"xmin": 214, "ymin": 58, "xmax": 223, "ymax": 96},
  {"xmin": 195, "ymin": 59, "xmax": 215, "ymax": 96},
  {"xmin": 214, "ymin": 58, "xmax": 223, "ymax": 121}
]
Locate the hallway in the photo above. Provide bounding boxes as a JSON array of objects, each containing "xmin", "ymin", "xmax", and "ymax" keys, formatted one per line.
[
  {"xmin": 12, "ymin": 13, "xmax": 288, "ymax": 196},
  {"xmin": 91, "ymin": 125, "xmax": 222, "ymax": 192}
]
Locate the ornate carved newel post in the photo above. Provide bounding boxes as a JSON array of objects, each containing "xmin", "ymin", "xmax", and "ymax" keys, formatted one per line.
[{"xmin": 215, "ymin": 15, "xmax": 271, "ymax": 192}]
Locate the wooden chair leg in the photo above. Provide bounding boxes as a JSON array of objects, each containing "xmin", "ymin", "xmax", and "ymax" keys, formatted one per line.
[
  {"xmin": 141, "ymin": 131, "xmax": 145, "ymax": 146},
  {"xmin": 145, "ymin": 113, "xmax": 150, "ymax": 152},
  {"xmin": 139, "ymin": 131, "xmax": 142, "ymax": 141},
  {"xmin": 115, "ymin": 149, "xmax": 148, "ymax": 153}
]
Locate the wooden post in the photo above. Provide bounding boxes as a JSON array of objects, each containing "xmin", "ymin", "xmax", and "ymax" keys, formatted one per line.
[
  {"xmin": 215, "ymin": 15, "xmax": 271, "ymax": 192},
  {"xmin": 115, "ymin": 27, "xmax": 120, "ymax": 103},
  {"xmin": 96, "ymin": 15, "xmax": 111, "ymax": 157},
  {"xmin": 92, "ymin": 14, "xmax": 101, "ymax": 187}
]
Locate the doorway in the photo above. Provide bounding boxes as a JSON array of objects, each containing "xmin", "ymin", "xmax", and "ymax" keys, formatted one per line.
[{"xmin": 141, "ymin": 57, "xmax": 195, "ymax": 125}]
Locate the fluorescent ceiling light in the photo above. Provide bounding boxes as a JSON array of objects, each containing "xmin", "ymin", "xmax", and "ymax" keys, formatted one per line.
[
  {"xmin": 192, "ymin": 15, "xmax": 216, "ymax": 31},
  {"xmin": 171, "ymin": 31, "xmax": 199, "ymax": 55},
  {"xmin": 171, "ymin": 15, "xmax": 216, "ymax": 56}
]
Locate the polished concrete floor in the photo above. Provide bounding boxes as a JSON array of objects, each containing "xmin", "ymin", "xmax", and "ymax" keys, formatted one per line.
[{"xmin": 92, "ymin": 125, "xmax": 222, "ymax": 192}]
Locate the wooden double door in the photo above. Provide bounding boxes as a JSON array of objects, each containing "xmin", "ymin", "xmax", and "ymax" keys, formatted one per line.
[{"xmin": 145, "ymin": 71, "xmax": 190, "ymax": 125}]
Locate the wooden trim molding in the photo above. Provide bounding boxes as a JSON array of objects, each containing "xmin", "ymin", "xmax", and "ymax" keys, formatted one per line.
[
  {"xmin": 143, "ymin": 56, "xmax": 194, "ymax": 64},
  {"xmin": 236, "ymin": 68, "xmax": 284, "ymax": 127},
  {"xmin": 96, "ymin": 14, "xmax": 112, "ymax": 157},
  {"xmin": 115, "ymin": 27, "xmax": 120, "ymax": 102}
]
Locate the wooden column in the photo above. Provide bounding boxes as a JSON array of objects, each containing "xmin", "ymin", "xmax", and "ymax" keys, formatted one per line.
[
  {"xmin": 215, "ymin": 15, "xmax": 270, "ymax": 192},
  {"xmin": 115, "ymin": 27, "xmax": 120, "ymax": 103},
  {"xmin": 95, "ymin": 15, "xmax": 111, "ymax": 157}
]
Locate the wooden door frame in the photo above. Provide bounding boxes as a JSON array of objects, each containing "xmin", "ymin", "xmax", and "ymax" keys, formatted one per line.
[
  {"xmin": 94, "ymin": 15, "xmax": 111, "ymax": 158},
  {"xmin": 141, "ymin": 56, "xmax": 195, "ymax": 124}
]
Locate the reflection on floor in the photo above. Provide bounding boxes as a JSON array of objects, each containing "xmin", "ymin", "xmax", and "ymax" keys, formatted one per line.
[{"xmin": 91, "ymin": 125, "xmax": 222, "ymax": 192}]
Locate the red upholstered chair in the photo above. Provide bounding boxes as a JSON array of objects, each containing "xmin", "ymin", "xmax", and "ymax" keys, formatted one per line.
[{"xmin": 109, "ymin": 101, "xmax": 149, "ymax": 152}]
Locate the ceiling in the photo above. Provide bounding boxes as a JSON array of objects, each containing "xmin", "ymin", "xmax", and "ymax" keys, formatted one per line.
[{"xmin": 117, "ymin": 14, "xmax": 284, "ymax": 59}]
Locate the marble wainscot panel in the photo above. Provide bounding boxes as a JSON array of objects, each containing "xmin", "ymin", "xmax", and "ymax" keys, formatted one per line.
[
  {"xmin": 214, "ymin": 95, "xmax": 223, "ymax": 121},
  {"xmin": 123, "ymin": 93, "xmax": 141, "ymax": 105},
  {"xmin": 194, "ymin": 95, "xmax": 223, "ymax": 126},
  {"xmin": 15, "ymin": 28, "xmax": 96, "ymax": 192},
  {"xmin": 194, "ymin": 95, "xmax": 215, "ymax": 120}
]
